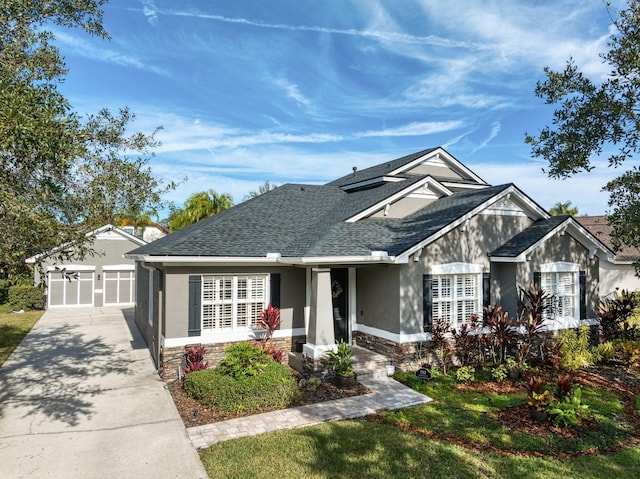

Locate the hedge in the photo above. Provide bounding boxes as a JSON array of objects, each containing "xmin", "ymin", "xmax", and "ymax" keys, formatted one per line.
[
  {"xmin": 7, "ymin": 284, "xmax": 45, "ymax": 310},
  {"xmin": 183, "ymin": 360, "xmax": 300, "ymax": 415}
]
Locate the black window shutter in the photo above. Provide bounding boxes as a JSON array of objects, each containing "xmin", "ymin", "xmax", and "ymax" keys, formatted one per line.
[
  {"xmin": 533, "ymin": 271, "xmax": 541, "ymax": 291},
  {"xmin": 579, "ymin": 270, "xmax": 587, "ymax": 320},
  {"xmin": 423, "ymin": 274, "xmax": 433, "ymax": 331},
  {"xmin": 482, "ymin": 272, "xmax": 491, "ymax": 308},
  {"xmin": 270, "ymin": 273, "xmax": 281, "ymax": 308},
  {"xmin": 188, "ymin": 275, "xmax": 201, "ymax": 337}
]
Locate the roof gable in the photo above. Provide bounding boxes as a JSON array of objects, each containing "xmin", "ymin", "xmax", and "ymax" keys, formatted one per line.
[{"xmin": 576, "ymin": 216, "xmax": 640, "ymax": 263}]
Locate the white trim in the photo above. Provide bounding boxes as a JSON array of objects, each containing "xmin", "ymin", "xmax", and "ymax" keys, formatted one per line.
[
  {"xmin": 302, "ymin": 342, "xmax": 336, "ymax": 359},
  {"xmin": 162, "ymin": 327, "xmax": 306, "ymax": 348},
  {"xmin": 345, "ymin": 176, "xmax": 452, "ymax": 223},
  {"xmin": 441, "ymin": 182, "xmax": 489, "ymax": 190},
  {"xmin": 430, "ymin": 262, "xmax": 483, "ymax": 275},
  {"xmin": 47, "ymin": 264, "xmax": 96, "ymax": 272},
  {"xmin": 103, "ymin": 269, "xmax": 135, "ymax": 306},
  {"xmin": 355, "ymin": 323, "xmax": 432, "ymax": 344},
  {"xmin": 126, "ymin": 254, "xmax": 400, "ymax": 265},
  {"xmin": 389, "ymin": 148, "xmax": 488, "ymax": 185},
  {"xmin": 304, "ymin": 267, "xmax": 311, "ymax": 332},
  {"xmin": 540, "ymin": 261, "xmax": 580, "ymax": 273},
  {"xmin": 148, "ymin": 268, "xmax": 154, "ymax": 327},
  {"xmin": 348, "ymin": 267, "xmax": 357, "ymax": 344},
  {"xmin": 46, "ymin": 269, "xmax": 95, "ymax": 308},
  {"xmin": 102, "ymin": 264, "xmax": 136, "ymax": 271}
]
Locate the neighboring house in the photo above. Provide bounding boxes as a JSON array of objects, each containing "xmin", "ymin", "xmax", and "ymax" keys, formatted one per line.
[
  {"xmin": 575, "ymin": 216, "xmax": 640, "ymax": 296},
  {"xmin": 125, "ymin": 147, "xmax": 612, "ymax": 373},
  {"xmin": 26, "ymin": 225, "xmax": 148, "ymax": 308},
  {"xmin": 119, "ymin": 223, "xmax": 169, "ymax": 243}
]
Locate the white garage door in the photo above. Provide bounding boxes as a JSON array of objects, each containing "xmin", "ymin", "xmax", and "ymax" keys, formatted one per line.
[
  {"xmin": 103, "ymin": 267, "xmax": 135, "ymax": 306},
  {"xmin": 48, "ymin": 268, "xmax": 95, "ymax": 307}
]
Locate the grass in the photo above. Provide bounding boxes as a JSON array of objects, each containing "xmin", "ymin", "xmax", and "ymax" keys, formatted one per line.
[
  {"xmin": 0, "ymin": 307, "xmax": 43, "ymax": 366},
  {"xmin": 201, "ymin": 364, "xmax": 640, "ymax": 478},
  {"xmin": 201, "ymin": 420, "xmax": 640, "ymax": 479}
]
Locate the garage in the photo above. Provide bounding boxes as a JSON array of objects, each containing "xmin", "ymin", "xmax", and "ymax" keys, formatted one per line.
[
  {"xmin": 103, "ymin": 265, "xmax": 136, "ymax": 306},
  {"xmin": 47, "ymin": 266, "xmax": 95, "ymax": 307}
]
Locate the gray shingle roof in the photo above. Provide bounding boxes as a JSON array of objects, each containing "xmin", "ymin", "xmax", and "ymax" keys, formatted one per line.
[
  {"xmin": 576, "ymin": 216, "xmax": 640, "ymax": 262},
  {"xmin": 328, "ymin": 147, "xmax": 438, "ymax": 187},
  {"xmin": 130, "ymin": 178, "xmax": 511, "ymax": 259},
  {"xmin": 490, "ymin": 215, "xmax": 570, "ymax": 258}
]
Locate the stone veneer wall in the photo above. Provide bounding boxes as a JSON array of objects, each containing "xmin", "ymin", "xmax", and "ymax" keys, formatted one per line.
[
  {"xmin": 353, "ymin": 331, "xmax": 416, "ymax": 367},
  {"xmin": 160, "ymin": 335, "xmax": 306, "ymax": 381}
]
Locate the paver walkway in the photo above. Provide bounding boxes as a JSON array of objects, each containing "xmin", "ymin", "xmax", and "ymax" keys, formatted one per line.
[
  {"xmin": 0, "ymin": 307, "xmax": 207, "ymax": 479},
  {"xmin": 188, "ymin": 375, "xmax": 432, "ymax": 449}
]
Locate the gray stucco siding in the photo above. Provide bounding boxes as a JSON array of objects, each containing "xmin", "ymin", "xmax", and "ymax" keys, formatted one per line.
[
  {"xmin": 399, "ymin": 213, "xmax": 533, "ymax": 334},
  {"xmin": 518, "ymin": 233, "xmax": 599, "ymax": 319},
  {"xmin": 356, "ymin": 265, "xmax": 401, "ymax": 334},
  {"xmin": 161, "ymin": 265, "xmax": 306, "ymax": 339}
]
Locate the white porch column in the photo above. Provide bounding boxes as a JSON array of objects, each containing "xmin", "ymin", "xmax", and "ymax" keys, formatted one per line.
[{"xmin": 303, "ymin": 268, "xmax": 335, "ymax": 359}]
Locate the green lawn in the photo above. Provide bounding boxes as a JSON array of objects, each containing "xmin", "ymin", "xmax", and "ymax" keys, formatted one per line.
[
  {"xmin": 201, "ymin": 420, "xmax": 640, "ymax": 479},
  {"xmin": 0, "ymin": 307, "xmax": 43, "ymax": 366},
  {"xmin": 201, "ymin": 366, "xmax": 640, "ymax": 479}
]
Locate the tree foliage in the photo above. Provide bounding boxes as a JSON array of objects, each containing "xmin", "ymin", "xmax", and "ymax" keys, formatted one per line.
[
  {"xmin": 549, "ymin": 201, "xmax": 579, "ymax": 216},
  {"xmin": 0, "ymin": 0, "xmax": 175, "ymax": 277},
  {"xmin": 525, "ymin": 0, "xmax": 640, "ymax": 265},
  {"xmin": 243, "ymin": 180, "xmax": 278, "ymax": 201},
  {"xmin": 169, "ymin": 190, "xmax": 233, "ymax": 231}
]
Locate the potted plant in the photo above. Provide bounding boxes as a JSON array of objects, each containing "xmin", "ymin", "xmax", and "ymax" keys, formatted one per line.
[
  {"xmin": 528, "ymin": 390, "xmax": 554, "ymax": 421},
  {"xmin": 505, "ymin": 358, "xmax": 527, "ymax": 380},
  {"xmin": 326, "ymin": 339, "xmax": 354, "ymax": 388}
]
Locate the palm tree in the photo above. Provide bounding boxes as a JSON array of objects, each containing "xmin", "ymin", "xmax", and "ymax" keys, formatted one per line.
[
  {"xmin": 549, "ymin": 201, "xmax": 578, "ymax": 216},
  {"xmin": 169, "ymin": 190, "xmax": 233, "ymax": 231}
]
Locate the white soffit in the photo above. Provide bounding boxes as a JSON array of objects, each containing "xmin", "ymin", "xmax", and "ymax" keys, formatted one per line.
[{"xmin": 389, "ymin": 148, "xmax": 488, "ymax": 185}]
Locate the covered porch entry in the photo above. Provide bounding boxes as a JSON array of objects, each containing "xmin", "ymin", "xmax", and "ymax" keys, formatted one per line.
[{"xmin": 303, "ymin": 266, "xmax": 356, "ymax": 359}]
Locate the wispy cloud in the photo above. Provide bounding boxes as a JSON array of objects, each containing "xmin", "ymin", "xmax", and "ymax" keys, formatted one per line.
[
  {"xmin": 141, "ymin": 0, "xmax": 159, "ymax": 25},
  {"xmin": 471, "ymin": 121, "xmax": 501, "ymax": 154},
  {"xmin": 273, "ymin": 78, "xmax": 313, "ymax": 109}
]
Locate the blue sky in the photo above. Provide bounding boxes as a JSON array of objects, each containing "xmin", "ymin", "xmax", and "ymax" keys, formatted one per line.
[{"xmin": 54, "ymin": 0, "xmax": 626, "ymax": 216}]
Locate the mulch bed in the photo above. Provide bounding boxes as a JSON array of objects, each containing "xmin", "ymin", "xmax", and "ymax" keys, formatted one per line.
[
  {"xmin": 367, "ymin": 362, "xmax": 640, "ymax": 459},
  {"xmin": 168, "ymin": 371, "xmax": 370, "ymax": 428}
]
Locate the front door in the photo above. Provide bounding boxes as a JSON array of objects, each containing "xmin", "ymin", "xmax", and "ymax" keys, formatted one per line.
[{"xmin": 330, "ymin": 268, "xmax": 349, "ymax": 343}]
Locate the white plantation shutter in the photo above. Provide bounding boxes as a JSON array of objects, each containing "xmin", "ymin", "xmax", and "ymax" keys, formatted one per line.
[{"xmin": 431, "ymin": 273, "xmax": 479, "ymax": 326}]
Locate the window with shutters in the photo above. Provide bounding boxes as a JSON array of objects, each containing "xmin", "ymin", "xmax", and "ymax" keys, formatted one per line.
[
  {"xmin": 201, "ymin": 275, "xmax": 268, "ymax": 331},
  {"xmin": 432, "ymin": 273, "xmax": 480, "ymax": 327},
  {"xmin": 540, "ymin": 263, "xmax": 579, "ymax": 321}
]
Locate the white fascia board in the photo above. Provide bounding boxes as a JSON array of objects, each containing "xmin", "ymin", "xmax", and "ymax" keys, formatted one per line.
[
  {"xmin": 341, "ymin": 176, "xmax": 404, "ymax": 191},
  {"xmin": 441, "ymin": 182, "xmax": 489, "ymax": 190},
  {"xmin": 290, "ymin": 255, "xmax": 402, "ymax": 265},
  {"xmin": 346, "ymin": 176, "xmax": 450, "ymax": 223},
  {"xmin": 609, "ymin": 258, "xmax": 636, "ymax": 265},
  {"xmin": 47, "ymin": 264, "xmax": 96, "ymax": 272},
  {"xmin": 102, "ymin": 264, "xmax": 136, "ymax": 271},
  {"xmin": 396, "ymin": 185, "xmax": 519, "ymax": 263},
  {"xmin": 490, "ymin": 255, "xmax": 526, "ymax": 263},
  {"xmin": 125, "ymin": 254, "xmax": 404, "ymax": 266},
  {"xmin": 389, "ymin": 147, "xmax": 488, "ymax": 185}
]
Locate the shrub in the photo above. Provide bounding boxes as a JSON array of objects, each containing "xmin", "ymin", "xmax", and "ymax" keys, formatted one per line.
[
  {"xmin": 182, "ymin": 361, "xmax": 299, "ymax": 414},
  {"xmin": 558, "ymin": 324, "xmax": 594, "ymax": 371},
  {"xmin": 482, "ymin": 305, "xmax": 518, "ymax": 363},
  {"xmin": 183, "ymin": 345, "xmax": 208, "ymax": 375},
  {"xmin": 548, "ymin": 387, "xmax": 590, "ymax": 427},
  {"xmin": 428, "ymin": 317, "xmax": 453, "ymax": 374},
  {"xmin": 455, "ymin": 365, "xmax": 476, "ymax": 383},
  {"xmin": 595, "ymin": 341, "xmax": 616, "ymax": 363},
  {"xmin": 597, "ymin": 290, "xmax": 638, "ymax": 340},
  {"xmin": 517, "ymin": 284, "xmax": 553, "ymax": 361},
  {"xmin": 452, "ymin": 321, "xmax": 479, "ymax": 366},
  {"xmin": 491, "ymin": 363, "xmax": 507, "ymax": 382},
  {"xmin": 216, "ymin": 342, "xmax": 271, "ymax": 379},
  {"xmin": 7, "ymin": 284, "xmax": 44, "ymax": 310},
  {"xmin": 616, "ymin": 341, "xmax": 640, "ymax": 367}
]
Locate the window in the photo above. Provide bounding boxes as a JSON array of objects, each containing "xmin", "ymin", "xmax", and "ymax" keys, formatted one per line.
[
  {"xmin": 201, "ymin": 275, "xmax": 267, "ymax": 331},
  {"xmin": 432, "ymin": 273, "xmax": 480, "ymax": 326},
  {"xmin": 542, "ymin": 271, "xmax": 576, "ymax": 320}
]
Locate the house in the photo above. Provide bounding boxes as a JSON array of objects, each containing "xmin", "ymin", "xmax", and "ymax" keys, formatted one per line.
[
  {"xmin": 26, "ymin": 225, "xmax": 151, "ymax": 308},
  {"xmin": 575, "ymin": 216, "xmax": 640, "ymax": 296},
  {"xmin": 119, "ymin": 222, "xmax": 169, "ymax": 243},
  {"xmin": 125, "ymin": 147, "xmax": 612, "ymax": 375}
]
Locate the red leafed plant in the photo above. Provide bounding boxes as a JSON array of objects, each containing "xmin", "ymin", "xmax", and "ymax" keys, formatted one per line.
[
  {"xmin": 254, "ymin": 304, "xmax": 285, "ymax": 363},
  {"xmin": 258, "ymin": 303, "xmax": 281, "ymax": 339},
  {"xmin": 183, "ymin": 345, "xmax": 209, "ymax": 375}
]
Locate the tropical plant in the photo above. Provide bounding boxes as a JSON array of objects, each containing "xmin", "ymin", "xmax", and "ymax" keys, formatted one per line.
[
  {"xmin": 558, "ymin": 324, "xmax": 595, "ymax": 371},
  {"xmin": 428, "ymin": 317, "xmax": 453, "ymax": 374},
  {"xmin": 452, "ymin": 320, "xmax": 479, "ymax": 366},
  {"xmin": 548, "ymin": 388, "xmax": 590, "ymax": 427},
  {"xmin": 528, "ymin": 390, "xmax": 555, "ymax": 412},
  {"xmin": 482, "ymin": 305, "xmax": 518, "ymax": 363},
  {"xmin": 169, "ymin": 189, "xmax": 233, "ymax": 231},
  {"xmin": 597, "ymin": 289, "xmax": 638, "ymax": 340},
  {"xmin": 517, "ymin": 284, "xmax": 553, "ymax": 362},
  {"xmin": 595, "ymin": 341, "xmax": 616, "ymax": 363},
  {"xmin": 183, "ymin": 345, "xmax": 209, "ymax": 375},
  {"xmin": 548, "ymin": 201, "xmax": 579, "ymax": 216},
  {"xmin": 617, "ymin": 341, "xmax": 640, "ymax": 367},
  {"xmin": 491, "ymin": 363, "xmax": 508, "ymax": 382},
  {"xmin": 455, "ymin": 366, "xmax": 475, "ymax": 383},
  {"xmin": 326, "ymin": 340, "xmax": 354, "ymax": 377}
]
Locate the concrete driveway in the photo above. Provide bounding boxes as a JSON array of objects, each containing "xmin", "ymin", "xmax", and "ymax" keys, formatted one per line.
[{"xmin": 0, "ymin": 307, "xmax": 207, "ymax": 479}]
